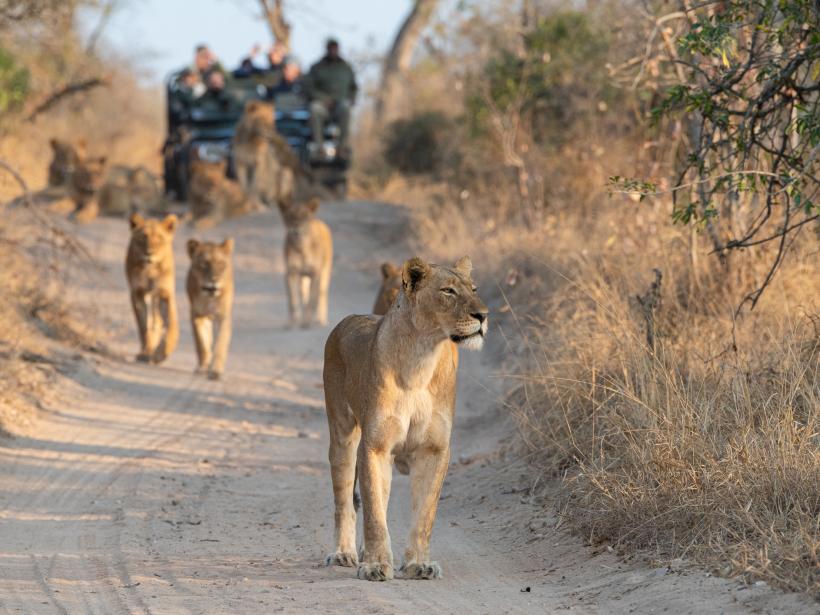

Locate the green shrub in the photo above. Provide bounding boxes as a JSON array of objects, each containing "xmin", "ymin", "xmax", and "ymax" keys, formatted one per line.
[{"xmin": 383, "ymin": 111, "xmax": 455, "ymax": 176}]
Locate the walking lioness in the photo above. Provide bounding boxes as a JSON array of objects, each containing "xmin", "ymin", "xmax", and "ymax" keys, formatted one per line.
[
  {"xmin": 323, "ymin": 256, "xmax": 488, "ymax": 581},
  {"xmin": 282, "ymin": 198, "xmax": 332, "ymax": 328},
  {"xmin": 186, "ymin": 238, "xmax": 234, "ymax": 380},
  {"xmin": 125, "ymin": 214, "xmax": 179, "ymax": 363}
]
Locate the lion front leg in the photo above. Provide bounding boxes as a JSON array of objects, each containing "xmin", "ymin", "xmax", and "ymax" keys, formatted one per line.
[
  {"xmin": 357, "ymin": 445, "xmax": 395, "ymax": 581},
  {"xmin": 285, "ymin": 270, "xmax": 302, "ymax": 327},
  {"xmin": 191, "ymin": 315, "xmax": 213, "ymax": 373},
  {"xmin": 209, "ymin": 315, "xmax": 232, "ymax": 380},
  {"xmin": 401, "ymin": 446, "xmax": 451, "ymax": 580},
  {"xmin": 130, "ymin": 290, "xmax": 151, "ymax": 362},
  {"xmin": 153, "ymin": 288, "xmax": 178, "ymax": 363}
]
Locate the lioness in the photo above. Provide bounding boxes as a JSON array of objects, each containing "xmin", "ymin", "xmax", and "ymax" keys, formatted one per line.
[
  {"xmin": 233, "ymin": 100, "xmax": 296, "ymax": 209},
  {"xmin": 98, "ymin": 165, "xmax": 162, "ymax": 217},
  {"xmin": 186, "ymin": 238, "xmax": 234, "ymax": 380},
  {"xmin": 323, "ymin": 256, "xmax": 488, "ymax": 581},
  {"xmin": 188, "ymin": 159, "xmax": 260, "ymax": 229},
  {"xmin": 48, "ymin": 138, "xmax": 86, "ymax": 187},
  {"xmin": 372, "ymin": 262, "xmax": 402, "ymax": 315},
  {"xmin": 125, "ymin": 214, "xmax": 179, "ymax": 363},
  {"xmin": 282, "ymin": 198, "xmax": 332, "ymax": 327},
  {"xmin": 69, "ymin": 155, "xmax": 108, "ymax": 223}
]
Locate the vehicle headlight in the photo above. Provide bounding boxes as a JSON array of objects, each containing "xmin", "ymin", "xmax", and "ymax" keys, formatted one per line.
[
  {"xmin": 322, "ymin": 141, "xmax": 337, "ymax": 159},
  {"xmin": 193, "ymin": 142, "xmax": 230, "ymax": 162}
]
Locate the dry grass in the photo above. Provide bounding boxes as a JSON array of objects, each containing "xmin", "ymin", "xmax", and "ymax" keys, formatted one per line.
[{"xmin": 389, "ymin": 171, "xmax": 819, "ymax": 596}]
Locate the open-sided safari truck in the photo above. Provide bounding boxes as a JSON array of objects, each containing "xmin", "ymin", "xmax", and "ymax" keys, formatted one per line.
[{"xmin": 163, "ymin": 71, "xmax": 349, "ymax": 201}]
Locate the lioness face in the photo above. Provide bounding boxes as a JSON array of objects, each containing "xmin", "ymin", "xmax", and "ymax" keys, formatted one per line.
[
  {"xmin": 74, "ymin": 156, "xmax": 108, "ymax": 196},
  {"xmin": 373, "ymin": 262, "xmax": 402, "ymax": 315},
  {"xmin": 187, "ymin": 238, "xmax": 234, "ymax": 295},
  {"xmin": 129, "ymin": 213, "xmax": 177, "ymax": 264},
  {"xmin": 190, "ymin": 159, "xmax": 228, "ymax": 185},
  {"xmin": 281, "ymin": 198, "xmax": 320, "ymax": 229},
  {"xmin": 243, "ymin": 100, "xmax": 275, "ymax": 125},
  {"xmin": 402, "ymin": 256, "xmax": 489, "ymax": 350}
]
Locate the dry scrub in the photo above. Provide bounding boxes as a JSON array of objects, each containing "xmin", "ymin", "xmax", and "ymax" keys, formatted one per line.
[{"xmin": 402, "ymin": 185, "xmax": 819, "ymax": 596}]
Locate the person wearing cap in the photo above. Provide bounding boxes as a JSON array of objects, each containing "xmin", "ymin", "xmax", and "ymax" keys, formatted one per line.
[{"xmin": 305, "ymin": 38, "xmax": 357, "ymax": 156}]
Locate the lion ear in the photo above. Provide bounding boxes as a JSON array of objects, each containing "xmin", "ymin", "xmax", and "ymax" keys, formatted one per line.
[
  {"xmin": 454, "ymin": 256, "xmax": 472, "ymax": 277},
  {"xmin": 221, "ymin": 238, "xmax": 234, "ymax": 254},
  {"xmin": 305, "ymin": 198, "xmax": 320, "ymax": 214},
  {"xmin": 49, "ymin": 138, "xmax": 59, "ymax": 150},
  {"xmin": 129, "ymin": 213, "xmax": 145, "ymax": 230},
  {"xmin": 162, "ymin": 214, "xmax": 178, "ymax": 232},
  {"xmin": 381, "ymin": 262, "xmax": 398, "ymax": 280},
  {"xmin": 187, "ymin": 239, "xmax": 199, "ymax": 258},
  {"xmin": 402, "ymin": 257, "xmax": 432, "ymax": 293}
]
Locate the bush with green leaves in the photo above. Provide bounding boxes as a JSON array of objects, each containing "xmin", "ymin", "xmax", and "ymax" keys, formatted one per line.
[{"xmin": 0, "ymin": 47, "xmax": 29, "ymax": 115}]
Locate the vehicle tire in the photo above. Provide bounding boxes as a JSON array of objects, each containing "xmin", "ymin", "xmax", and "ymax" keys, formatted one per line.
[{"xmin": 334, "ymin": 179, "xmax": 347, "ymax": 201}]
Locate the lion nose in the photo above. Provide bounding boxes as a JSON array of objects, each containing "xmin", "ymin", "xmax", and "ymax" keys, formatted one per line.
[{"xmin": 471, "ymin": 310, "xmax": 488, "ymax": 324}]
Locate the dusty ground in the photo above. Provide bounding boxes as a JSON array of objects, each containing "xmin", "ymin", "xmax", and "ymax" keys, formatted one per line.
[{"xmin": 0, "ymin": 201, "xmax": 815, "ymax": 614}]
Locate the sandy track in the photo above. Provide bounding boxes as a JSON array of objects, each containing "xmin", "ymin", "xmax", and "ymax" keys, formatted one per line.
[{"xmin": 0, "ymin": 201, "xmax": 814, "ymax": 614}]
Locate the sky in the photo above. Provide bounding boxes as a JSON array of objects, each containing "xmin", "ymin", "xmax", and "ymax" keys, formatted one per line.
[{"xmin": 85, "ymin": 0, "xmax": 413, "ymax": 84}]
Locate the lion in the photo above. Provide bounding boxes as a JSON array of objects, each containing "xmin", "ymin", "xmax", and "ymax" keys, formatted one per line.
[
  {"xmin": 323, "ymin": 256, "xmax": 488, "ymax": 581},
  {"xmin": 69, "ymin": 155, "xmax": 108, "ymax": 223},
  {"xmin": 372, "ymin": 262, "xmax": 402, "ymax": 315},
  {"xmin": 281, "ymin": 197, "xmax": 333, "ymax": 328},
  {"xmin": 186, "ymin": 238, "xmax": 235, "ymax": 380},
  {"xmin": 188, "ymin": 158, "xmax": 260, "ymax": 229},
  {"xmin": 125, "ymin": 213, "xmax": 179, "ymax": 363},
  {"xmin": 233, "ymin": 100, "xmax": 297, "ymax": 209},
  {"xmin": 98, "ymin": 165, "xmax": 162, "ymax": 217},
  {"xmin": 48, "ymin": 138, "xmax": 86, "ymax": 187}
]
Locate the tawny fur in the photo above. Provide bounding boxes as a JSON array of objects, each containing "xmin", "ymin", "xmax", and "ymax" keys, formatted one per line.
[
  {"xmin": 98, "ymin": 165, "xmax": 162, "ymax": 217},
  {"xmin": 188, "ymin": 159, "xmax": 260, "ymax": 229},
  {"xmin": 186, "ymin": 238, "xmax": 235, "ymax": 380},
  {"xmin": 48, "ymin": 138, "xmax": 86, "ymax": 187},
  {"xmin": 69, "ymin": 155, "xmax": 108, "ymax": 223},
  {"xmin": 233, "ymin": 100, "xmax": 297, "ymax": 209},
  {"xmin": 125, "ymin": 213, "xmax": 179, "ymax": 364},
  {"xmin": 372, "ymin": 262, "xmax": 402, "ymax": 316},
  {"xmin": 323, "ymin": 256, "xmax": 488, "ymax": 582},
  {"xmin": 281, "ymin": 198, "xmax": 333, "ymax": 328}
]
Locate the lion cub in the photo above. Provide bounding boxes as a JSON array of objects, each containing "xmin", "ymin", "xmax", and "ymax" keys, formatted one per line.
[
  {"xmin": 125, "ymin": 214, "xmax": 179, "ymax": 363},
  {"xmin": 324, "ymin": 256, "xmax": 488, "ymax": 582},
  {"xmin": 188, "ymin": 159, "xmax": 260, "ymax": 229},
  {"xmin": 372, "ymin": 262, "xmax": 402, "ymax": 315},
  {"xmin": 186, "ymin": 238, "xmax": 235, "ymax": 380},
  {"xmin": 281, "ymin": 198, "xmax": 333, "ymax": 327},
  {"xmin": 233, "ymin": 100, "xmax": 296, "ymax": 209}
]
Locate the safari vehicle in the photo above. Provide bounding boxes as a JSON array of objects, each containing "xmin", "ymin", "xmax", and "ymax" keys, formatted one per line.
[
  {"xmin": 163, "ymin": 72, "xmax": 349, "ymax": 201},
  {"xmin": 162, "ymin": 71, "xmax": 264, "ymax": 201},
  {"xmin": 272, "ymin": 91, "xmax": 349, "ymax": 198}
]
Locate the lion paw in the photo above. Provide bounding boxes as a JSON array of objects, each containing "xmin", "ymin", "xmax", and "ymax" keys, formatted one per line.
[
  {"xmin": 357, "ymin": 561, "xmax": 394, "ymax": 582},
  {"xmin": 325, "ymin": 551, "xmax": 358, "ymax": 567},
  {"xmin": 207, "ymin": 370, "xmax": 222, "ymax": 381},
  {"xmin": 136, "ymin": 353, "xmax": 151, "ymax": 363},
  {"xmin": 401, "ymin": 561, "xmax": 443, "ymax": 580}
]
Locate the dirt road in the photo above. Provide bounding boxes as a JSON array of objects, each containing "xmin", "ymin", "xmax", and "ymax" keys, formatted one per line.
[{"xmin": 0, "ymin": 202, "xmax": 813, "ymax": 614}]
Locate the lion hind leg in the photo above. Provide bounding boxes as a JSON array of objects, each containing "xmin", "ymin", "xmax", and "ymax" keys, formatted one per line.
[{"xmin": 325, "ymin": 393, "xmax": 361, "ymax": 568}]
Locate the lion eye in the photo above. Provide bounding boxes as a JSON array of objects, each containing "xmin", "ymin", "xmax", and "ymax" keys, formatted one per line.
[
  {"xmin": 441, "ymin": 287, "xmax": 457, "ymax": 296},
  {"xmin": 471, "ymin": 286, "xmax": 478, "ymax": 293}
]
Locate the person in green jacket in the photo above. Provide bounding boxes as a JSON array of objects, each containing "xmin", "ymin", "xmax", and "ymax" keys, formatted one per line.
[{"xmin": 305, "ymin": 38, "xmax": 357, "ymax": 158}]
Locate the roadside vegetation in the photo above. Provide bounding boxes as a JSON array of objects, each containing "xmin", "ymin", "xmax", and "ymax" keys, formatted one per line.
[
  {"xmin": 0, "ymin": 1, "xmax": 160, "ymax": 432},
  {"xmin": 356, "ymin": 0, "xmax": 819, "ymax": 596}
]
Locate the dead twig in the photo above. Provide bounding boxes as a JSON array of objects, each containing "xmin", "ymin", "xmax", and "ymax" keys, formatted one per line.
[
  {"xmin": 26, "ymin": 77, "xmax": 110, "ymax": 123},
  {"xmin": 0, "ymin": 157, "xmax": 100, "ymax": 267}
]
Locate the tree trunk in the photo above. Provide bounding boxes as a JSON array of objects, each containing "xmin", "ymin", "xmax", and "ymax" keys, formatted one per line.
[
  {"xmin": 259, "ymin": 0, "xmax": 291, "ymax": 50},
  {"xmin": 374, "ymin": 0, "xmax": 438, "ymax": 126}
]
